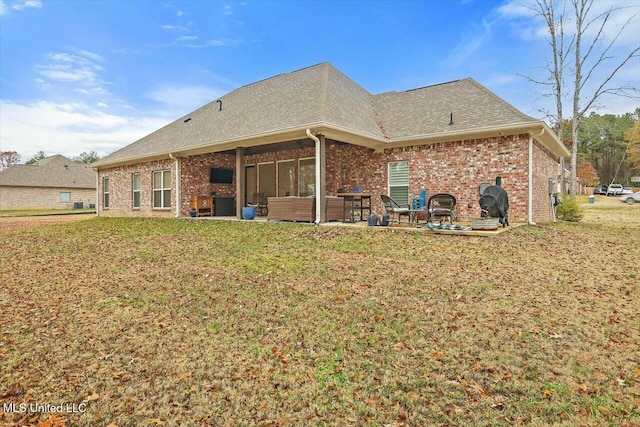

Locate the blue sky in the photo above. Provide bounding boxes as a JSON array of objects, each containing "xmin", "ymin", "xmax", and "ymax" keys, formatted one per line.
[{"xmin": 1, "ymin": 0, "xmax": 638, "ymax": 162}]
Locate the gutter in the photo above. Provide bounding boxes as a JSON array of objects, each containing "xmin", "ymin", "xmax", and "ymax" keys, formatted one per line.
[
  {"xmin": 306, "ymin": 129, "xmax": 321, "ymax": 224},
  {"xmin": 169, "ymin": 153, "xmax": 180, "ymax": 218}
]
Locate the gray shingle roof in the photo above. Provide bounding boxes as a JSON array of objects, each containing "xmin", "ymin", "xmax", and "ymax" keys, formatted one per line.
[
  {"xmin": 373, "ymin": 78, "xmax": 537, "ymax": 138},
  {"xmin": 95, "ymin": 62, "xmax": 566, "ymax": 167},
  {"xmin": 0, "ymin": 155, "xmax": 96, "ymax": 189}
]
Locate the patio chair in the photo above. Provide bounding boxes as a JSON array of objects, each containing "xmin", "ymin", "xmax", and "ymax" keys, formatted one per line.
[
  {"xmin": 247, "ymin": 192, "xmax": 268, "ymax": 216},
  {"xmin": 380, "ymin": 195, "xmax": 410, "ymax": 223},
  {"xmin": 427, "ymin": 193, "xmax": 456, "ymax": 224}
]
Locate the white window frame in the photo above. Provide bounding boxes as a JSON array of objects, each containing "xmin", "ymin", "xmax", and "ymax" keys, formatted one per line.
[
  {"xmin": 132, "ymin": 173, "xmax": 141, "ymax": 208},
  {"xmin": 59, "ymin": 191, "xmax": 71, "ymax": 203},
  {"xmin": 103, "ymin": 177, "xmax": 110, "ymax": 209},
  {"xmin": 153, "ymin": 170, "xmax": 171, "ymax": 209},
  {"xmin": 388, "ymin": 161, "xmax": 410, "ymax": 206}
]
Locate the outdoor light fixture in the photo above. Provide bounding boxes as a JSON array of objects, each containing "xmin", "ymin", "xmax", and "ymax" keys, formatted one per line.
[{"xmin": 449, "ymin": 113, "xmax": 454, "ymax": 126}]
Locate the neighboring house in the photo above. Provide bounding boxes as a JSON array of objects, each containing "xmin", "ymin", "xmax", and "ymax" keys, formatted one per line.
[
  {"xmin": 92, "ymin": 62, "xmax": 570, "ymax": 223},
  {"xmin": 0, "ymin": 155, "xmax": 96, "ymax": 210}
]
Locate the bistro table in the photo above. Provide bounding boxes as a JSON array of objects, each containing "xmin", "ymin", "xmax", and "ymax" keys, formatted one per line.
[{"xmin": 338, "ymin": 193, "xmax": 372, "ymax": 222}]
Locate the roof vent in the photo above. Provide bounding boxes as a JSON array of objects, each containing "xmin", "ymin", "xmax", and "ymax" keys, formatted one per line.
[
  {"xmin": 448, "ymin": 113, "xmax": 454, "ymax": 126},
  {"xmin": 216, "ymin": 99, "xmax": 222, "ymax": 111},
  {"xmin": 184, "ymin": 118, "xmax": 191, "ymax": 123}
]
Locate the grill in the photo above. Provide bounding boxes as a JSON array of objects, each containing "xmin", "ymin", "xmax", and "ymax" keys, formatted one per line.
[{"xmin": 478, "ymin": 179, "xmax": 509, "ymax": 227}]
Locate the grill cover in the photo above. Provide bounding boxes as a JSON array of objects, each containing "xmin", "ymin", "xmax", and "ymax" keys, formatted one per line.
[{"xmin": 479, "ymin": 185, "xmax": 509, "ymax": 226}]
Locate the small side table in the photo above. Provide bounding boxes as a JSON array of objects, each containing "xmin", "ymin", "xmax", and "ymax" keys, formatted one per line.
[{"xmin": 338, "ymin": 193, "xmax": 372, "ymax": 222}]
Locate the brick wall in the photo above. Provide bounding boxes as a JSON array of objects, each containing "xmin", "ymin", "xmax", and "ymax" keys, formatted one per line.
[
  {"xmin": 532, "ymin": 141, "xmax": 563, "ymax": 222},
  {"xmin": 326, "ymin": 134, "xmax": 549, "ymax": 223},
  {"xmin": 97, "ymin": 134, "xmax": 561, "ymax": 223},
  {"xmin": 0, "ymin": 186, "xmax": 95, "ymax": 210},
  {"xmin": 98, "ymin": 159, "xmax": 175, "ymax": 217}
]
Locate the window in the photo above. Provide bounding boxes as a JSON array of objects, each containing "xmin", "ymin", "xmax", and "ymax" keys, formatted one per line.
[
  {"xmin": 132, "ymin": 173, "xmax": 141, "ymax": 208},
  {"xmin": 298, "ymin": 158, "xmax": 315, "ymax": 197},
  {"xmin": 59, "ymin": 192, "xmax": 71, "ymax": 203},
  {"xmin": 153, "ymin": 170, "xmax": 171, "ymax": 208},
  {"xmin": 388, "ymin": 161, "xmax": 409, "ymax": 206},
  {"xmin": 277, "ymin": 160, "xmax": 295, "ymax": 196},
  {"xmin": 103, "ymin": 177, "xmax": 109, "ymax": 208}
]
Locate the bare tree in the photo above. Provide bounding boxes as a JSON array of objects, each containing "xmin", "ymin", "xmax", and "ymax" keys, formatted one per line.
[
  {"xmin": 0, "ymin": 151, "xmax": 21, "ymax": 170},
  {"xmin": 528, "ymin": 0, "xmax": 640, "ymax": 195}
]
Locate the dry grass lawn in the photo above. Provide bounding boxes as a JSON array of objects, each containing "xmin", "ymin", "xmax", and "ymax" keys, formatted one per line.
[{"xmin": 1, "ymin": 201, "xmax": 638, "ymax": 426}]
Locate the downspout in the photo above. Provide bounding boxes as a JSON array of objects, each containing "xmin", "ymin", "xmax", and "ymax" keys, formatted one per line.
[
  {"xmin": 529, "ymin": 128, "xmax": 545, "ymax": 225},
  {"xmin": 93, "ymin": 167, "xmax": 99, "ymax": 217},
  {"xmin": 169, "ymin": 153, "xmax": 180, "ymax": 218},
  {"xmin": 306, "ymin": 129, "xmax": 321, "ymax": 224},
  {"xmin": 528, "ymin": 136, "xmax": 535, "ymax": 225}
]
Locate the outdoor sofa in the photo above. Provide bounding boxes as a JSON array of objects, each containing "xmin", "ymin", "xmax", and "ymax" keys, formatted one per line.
[{"xmin": 267, "ymin": 196, "xmax": 343, "ymax": 222}]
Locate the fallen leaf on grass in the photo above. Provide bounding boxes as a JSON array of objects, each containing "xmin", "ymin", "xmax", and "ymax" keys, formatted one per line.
[
  {"xmin": 432, "ymin": 351, "xmax": 443, "ymax": 360},
  {"xmin": 149, "ymin": 419, "xmax": 166, "ymax": 425},
  {"xmin": 37, "ymin": 414, "xmax": 67, "ymax": 427},
  {"xmin": 543, "ymin": 389, "xmax": 554, "ymax": 399},
  {"xmin": 84, "ymin": 392, "xmax": 100, "ymax": 401}
]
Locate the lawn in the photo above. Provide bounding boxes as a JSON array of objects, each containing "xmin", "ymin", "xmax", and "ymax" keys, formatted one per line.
[{"xmin": 1, "ymin": 203, "xmax": 639, "ymax": 426}]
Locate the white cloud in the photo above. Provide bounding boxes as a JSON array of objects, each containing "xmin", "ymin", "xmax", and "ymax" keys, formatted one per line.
[
  {"xmin": 445, "ymin": 18, "xmax": 495, "ymax": 66},
  {"xmin": 177, "ymin": 10, "xmax": 184, "ymax": 17},
  {"xmin": 10, "ymin": 0, "xmax": 41, "ymax": 11},
  {"xmin": 0, "ymin": 100, "xmax": 171, "ymax": 159},
  {"xmin": 0, "ymin": 0, "xmax": 6, "ymax": 15},
  {"xmin": 145, "ymin": 84, "xmax": 225, "ymax": 114},
  {"xmin": 36, "ymin": 49, "xmax": 110, "ymax": 97},
  {"xmin": 159, "ymin": 24, "xmax": 175, "ymax": 30},
  {"xmin": 178, "ymin": 35, "xmax": 198, "ymax": 41}
]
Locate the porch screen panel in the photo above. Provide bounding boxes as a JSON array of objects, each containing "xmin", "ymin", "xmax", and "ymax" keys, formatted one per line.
[
  {"xmin": 258, "ymin": 163, "xmax": 275, "ymax": 198},
  {"xmin": 245, "ymin": 165, "xmax": 256, "ymax": 204},
  {"xmin": 298, "ymin": 158, "xmax": 315, "ymax": 197},
  {"xmin": 277, "ymin": 160, "xmax": 295, "ymax": 197},
  {"xmin": 388, "ymin": 161, "xmax": 409, "ymax": 206}
]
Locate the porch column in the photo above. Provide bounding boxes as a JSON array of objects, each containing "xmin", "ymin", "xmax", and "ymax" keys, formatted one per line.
[
  {"xmin": 316, "ymin": 135, "xmax": 326, "ymax": 223},
  {"xmin": 236, "ymin": 147, "xmax": 245, "ymax": 219}
]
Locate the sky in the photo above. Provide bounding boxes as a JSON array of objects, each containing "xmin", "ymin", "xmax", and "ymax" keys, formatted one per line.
[{"xmin": 1, "ymin": 0, "xmax": 639, "ymax": 162}]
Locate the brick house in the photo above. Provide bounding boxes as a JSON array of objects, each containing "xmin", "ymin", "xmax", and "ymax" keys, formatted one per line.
[
  {"xmin": 93, "ymin": 63, "xmax": 569, "ymax": 223},
  {"xmin": 0, "ymin": 155, "xmax": 96, "ymax": 210}
]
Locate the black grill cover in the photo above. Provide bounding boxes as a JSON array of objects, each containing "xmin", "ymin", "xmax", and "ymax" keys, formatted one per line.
[{"xmin": 479, "ymin": 185, "xmax": 509, "ymax": 226}]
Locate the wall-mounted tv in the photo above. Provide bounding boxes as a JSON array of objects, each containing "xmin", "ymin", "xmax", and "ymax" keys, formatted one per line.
[{"xmin": 210, "ymin": 168, "xmax": 234, "ymax": 184}]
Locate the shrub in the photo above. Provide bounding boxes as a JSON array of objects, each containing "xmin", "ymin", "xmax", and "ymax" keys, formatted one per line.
[{"xmin": 556, "ymin": 195, "xmax": 583, "ymax": 222}]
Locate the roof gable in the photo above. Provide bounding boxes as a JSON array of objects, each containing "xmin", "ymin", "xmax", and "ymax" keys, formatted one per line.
[
  {"xmin": 372, "ymin": 78, "xmax": 537, "ymax": 138},
  {"xmin": 0, "ymin": 155, "xmax": 96, "ymax": 188},
  {"xmin": 95, "ymin": 63, "xmax": 567, "ymax": 167}
]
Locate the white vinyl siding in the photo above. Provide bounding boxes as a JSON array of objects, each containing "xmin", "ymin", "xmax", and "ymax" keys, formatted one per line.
[{"xmin": 388, "ymin": 161, "xmax": 409, "ymax": 206}]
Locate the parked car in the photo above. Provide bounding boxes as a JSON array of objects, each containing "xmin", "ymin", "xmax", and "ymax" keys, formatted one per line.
[
  {"xmin": 621, "ymin": 187, "xmax": 633, "ymax": 195},
  {"xmin": 593, "ymin": 184, "xmax": 608, "ymax": 195},
  {"xmin": 620, "ymin": 192, "xmax": 640, "ymax": 204},
  {"xmin": 607, "ymin": 184, "xmax": 624, "ymax": 196}
]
